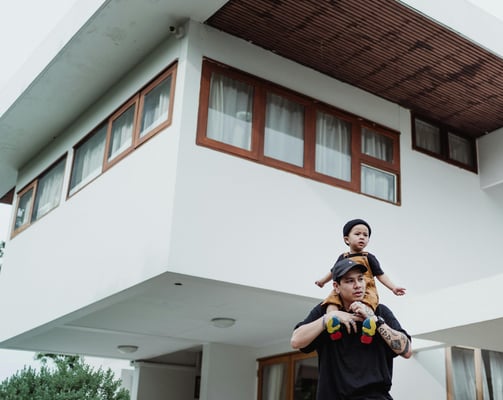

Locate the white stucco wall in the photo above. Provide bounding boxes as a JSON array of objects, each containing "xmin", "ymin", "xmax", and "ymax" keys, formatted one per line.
[
  {"xmin": 478, "ymin": 127, "xmax": 503, "ymax": 189},
  {"xmin": 0, "ymin": 36, "xmax": 185, "ymax": 340},
  {"xmin": 200, "ymin": 343, "xmax": 256, "ymax": 400},
  {"xmin": 169, "ymin": 20, "xmax": 503, "ymax": 329},
  {"xmin": 392, "ymin": 347, "xmax": 446, "ymax": 399},
  {"xmin": 132, "ymin": 363, "xmax": 197, "ymax": 400}
]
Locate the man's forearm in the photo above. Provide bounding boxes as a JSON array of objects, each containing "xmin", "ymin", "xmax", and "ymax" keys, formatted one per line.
[
  {"xmin": 377, "ymin": 324, "xmax": 412, "ymax": 358},
  {"xmin": 291, "ymin": 316, "xmax": 324, "ymax": 350}
]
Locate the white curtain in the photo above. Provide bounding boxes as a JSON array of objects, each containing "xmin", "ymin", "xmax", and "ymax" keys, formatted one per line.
[
  {"xmin": 361, "ymin": 165, "xmax": 396, "ymax": 202},
  {"xmin": 361, "ymin": 127, "xmax": 392, "ymax": 162},
  {"xmin": 15, "ymin": 188, "xmax": 34, "ymax": 229},
  {"xmin": 207, "ymin": 73, "xmax": 253, "ymax": 150},
  {"xmin": 482, "ymin": 350, "xmax": 503, "ymax": 400},
  {"xmin": 262, "ymin": 363, "xmax": 286, "ymax": 400},
  {"xmin": 69, "ymin": 125, "xmax": 107, "ymax": 195},
  {"xmin": 452, "ymin": 347, "xmax": 477, "ymax": 400},
  {"xmin": 315, "ymin": 111, "xmax": 351, "ymax": 181},
  {"xmin": 264, "ymin": 92, "xmax": 304, "ymax": 167},
  {"xmin": 108, "ymin": 105, "xmax": 135, "ymax": 161},
  {"xmin": 32, "ymin": 159, "xmax": 66, "ymax": 221},
  {"xmin": 415, "ymin": 118, "xmax": 441, "ymax": 153},
  {"xmin": 448, "ymin": 132, "xmax": 471, "ymax": 165},
  {"xmin": 139, "ymin": 76, "xmax": 171, "ymax": 137}
]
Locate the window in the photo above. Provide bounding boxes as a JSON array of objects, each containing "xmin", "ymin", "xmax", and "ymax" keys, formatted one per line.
[
  {"xmin": 197, "ymin": 59, "xmax": 401, "ymax": 204},
  {"xmin": 447, "ymin": 346, "xmax": 503, "ymax": 400},
  {"xmin": 69, "ymin": 124, "xmax": 107, "ymax": 196},
  {"xmin": 13, "ymin": 157, "xmax": 66, "ymax": 236},
  {"xmin": 69, "ymin": 62, "xmax": 177, "ymax": 196},
  {"xmin": 412, "ymin": 115, "xmax": 476, "ymax": 172},
  {"xmin": 258, "ymin": 352, "xmax": 317, "ymax": 400}
]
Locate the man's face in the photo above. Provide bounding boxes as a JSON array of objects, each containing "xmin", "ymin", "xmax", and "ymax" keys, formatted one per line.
[{"xmin": 333, "ymin": 268, "xmax": 366, "ymax": 302}]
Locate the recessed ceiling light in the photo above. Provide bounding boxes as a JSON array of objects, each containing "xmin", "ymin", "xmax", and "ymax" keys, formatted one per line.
[
  {"xmin": 210, "ymin": 317, "xmax": 236, "ymax": 328},
  {"xmin": 117, "ymin": 345, "xmax": 139, "ymax": 354}
]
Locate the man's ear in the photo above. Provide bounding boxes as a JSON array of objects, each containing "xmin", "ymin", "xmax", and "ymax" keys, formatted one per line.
[{"xmin": 333, "ymin": 281, "xmax": 340, "ymax": 294}]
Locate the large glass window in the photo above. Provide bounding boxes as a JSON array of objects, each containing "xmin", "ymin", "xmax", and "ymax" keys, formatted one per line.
[
  {"xmin": 447, "ymin": 346, "xmax": 503, "ymax": 400},
  {"xmin": 14, "ymin": 186, "xmax": 35, "ymax": 231},
  {"xmin": 139, "ymin": 75, "xmax": 172, "ymax": 138},
  {"xmin": 207, "ymin": 73, "xmax": 254, "ymax": 151},
  {"xmin": 264, "ymin": 92, "xmax": 304, "ymax": 167},
  {"xmin": 315, "ymin": 111, "xmax": 352, "ymax": 181},
  {"xmin": 361, "ymin": 164, "xmax": 397, "ymax": 203},
  {"xmin": 13, "ymin": 157, "xmax": 66, "ymax": 236},
  {"xmin": 197, "ymin": 59, "xmax": 401, "ymax": 204},
  {"xmin": 482, "ymin": 350, "xmax": 503, "ymax": 400},
  {"xmin": 414, "ymin": 118, "xmax": 441, "ymax": 155},
  {"xmin": 258, "ymin": 352, "xmax": 317, "ymax": 400},
  {"xmin": 413, "ymin": 115, "xmax": 476, "ymax": 172},
  {"xmin": 69, "ymin": 124, "xmax": 107, "ymax": 196},
  {"xmin": 107, "ymin": 102, "xmax": 136, "ymax": 163}
]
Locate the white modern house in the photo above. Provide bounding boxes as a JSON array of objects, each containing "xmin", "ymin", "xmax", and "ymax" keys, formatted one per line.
[{"xmin": 2, "ymin": 0, "xmax": 503, "ymax": 399}]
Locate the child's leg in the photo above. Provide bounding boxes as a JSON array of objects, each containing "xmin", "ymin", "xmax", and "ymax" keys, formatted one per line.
[
  {"xmin": 360, "ymin": 301, "xmax": 377, "ymax": 344},
  {"xmin": 326, "ymin": 304, "xmax": 339, "ymax": 314},
  {"xmin": 325, "ymin": 304, "xmax": 342, "ymax": 340}
]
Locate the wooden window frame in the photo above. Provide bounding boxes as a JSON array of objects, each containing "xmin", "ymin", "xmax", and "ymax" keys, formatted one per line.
[
  {"xmin": 11, "ymin": 62, "xmax": 178, "ymax": 237},
  {"xmin": 68, "ymin": 123, "xmax": 108, "ymax": 197},
  {"xmin": 197, "ymin": 59, "xmax": 401, "ymax": 205},
  {"xmin": 68, "ymin": 61, "xmax": 178, "ymax": 198},
  {"xmin": 12, "ymin": 156, "xmax": 67, "ymax": 237},
  {"xmin": 104, "ymin": 94, "xmax": 139, "ymax": 169},
  {"xmin": 257, "ymin": 351, "xmax": 317, "ymax": 400},
  {"xmin": 445, "ymin": 346, "xmax": 499, "ymax": 400},
  {"xmin": 136, "ymin": 65, "xmax": 177, "ymax": 146},
  {"xmin": 412, "ymin": 114, "xmax": 477, "ymax": 172}
]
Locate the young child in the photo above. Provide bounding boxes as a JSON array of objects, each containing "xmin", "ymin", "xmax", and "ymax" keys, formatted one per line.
[{"xmin": 315, "ymin": 218, "xmax": 406, "ymax": 343}]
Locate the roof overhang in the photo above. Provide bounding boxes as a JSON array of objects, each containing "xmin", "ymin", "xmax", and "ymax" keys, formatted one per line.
[{"xmin": 0, "ymin": 0, "xmax": 228, "ymax": 199}]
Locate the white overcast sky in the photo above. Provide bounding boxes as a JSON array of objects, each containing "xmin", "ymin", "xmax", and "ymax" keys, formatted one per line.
[
  {"xmin": 1, "ymin": 0, "xmax": 503, "ymax": 383},
  {"xmin": 0, "ymin": 1, "xmax": 130, "ymax": 381}
]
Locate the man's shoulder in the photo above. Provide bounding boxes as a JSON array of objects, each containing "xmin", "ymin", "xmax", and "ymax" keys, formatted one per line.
[{"xmin": 375, "ymin": 303, "xmax": 393, "ymax": 316}]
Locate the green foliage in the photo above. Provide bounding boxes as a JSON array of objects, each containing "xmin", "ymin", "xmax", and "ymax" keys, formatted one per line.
[{"xmin": 0, "ymin": 353, "xmax": 130, "ymax": 400}]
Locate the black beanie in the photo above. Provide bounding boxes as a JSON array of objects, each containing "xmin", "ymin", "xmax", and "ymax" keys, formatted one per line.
[{"xmin": 343, "ymin": 219, "xmax": 371, "ymax": 237}]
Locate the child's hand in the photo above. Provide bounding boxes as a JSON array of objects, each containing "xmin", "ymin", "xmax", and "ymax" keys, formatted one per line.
[
  {"xmin": 315, "ymin": 280, "xmax": 324, "ymax": 288},
  {"xmin": 393, "ymin": 287, "xmax": 406, "ymax": 296}
]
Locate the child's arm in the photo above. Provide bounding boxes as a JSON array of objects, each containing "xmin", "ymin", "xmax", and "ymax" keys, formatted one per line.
[
  {"xmin": 376, "ymin": 273, "xmax": 406, "ymax": 296},
  {"xmin": 315, "ymin": 271, "xmax": 333, "ymax": 288}
]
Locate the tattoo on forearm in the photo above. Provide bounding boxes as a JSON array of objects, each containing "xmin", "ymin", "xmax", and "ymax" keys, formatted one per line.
[
  {"xmin": 399, "ymin": 339, "xmax": 410, "ymax": 356},
  {"xmin": 378, "ymin": 326, "xmax": 410, "ymax": 355},
  {"xmin": 391, "ymin": 339, "xmax": 402, "ymax": 351}
]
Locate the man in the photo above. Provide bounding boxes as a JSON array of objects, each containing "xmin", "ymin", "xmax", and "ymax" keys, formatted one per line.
[{"xmin": 291, "ymin": 258, "xmax": 412, "ymax": 399}]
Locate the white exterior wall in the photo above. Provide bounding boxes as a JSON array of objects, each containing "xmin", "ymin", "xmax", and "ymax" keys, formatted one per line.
[
  {"xmin": 479, "ymin": 127, "xmax": 503, "ymax": 189},
  {"xmin": 131, "ymin": 363, "xmax": 197, "ymax": 400},
  {"xmin": 200, "ymin": 343, "xmax": 256, "ymax": 400},
  {"xmin": 0, "ymin": 36, "xmax": 185, "ymax": 340},
  {"xmin": 170, "ymin": 20, "xmax": 503, "ymax": 328},
  {"xmin": 392, "ymin": 348, "xmax": 446, "ymax": 399}
]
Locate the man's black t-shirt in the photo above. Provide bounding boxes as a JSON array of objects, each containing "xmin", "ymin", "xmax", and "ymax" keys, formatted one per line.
[{"xmin": 296, "ymin": 303, "xmax": 410, "ymax": 400}]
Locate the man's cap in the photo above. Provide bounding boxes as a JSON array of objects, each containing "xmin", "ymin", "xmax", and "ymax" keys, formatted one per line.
[
  {"xmin": 332, "ymin": 258, "xmax": 367, "ymax": 281},
  {"xmin": 343, "ymin": 219, "xmax": 371, "ymax": 237}
]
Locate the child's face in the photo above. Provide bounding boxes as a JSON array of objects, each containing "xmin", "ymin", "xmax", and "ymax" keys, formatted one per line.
[{"xmin": 344, "ymin": 224, "xmax": 369, "ymax": 252}]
